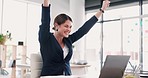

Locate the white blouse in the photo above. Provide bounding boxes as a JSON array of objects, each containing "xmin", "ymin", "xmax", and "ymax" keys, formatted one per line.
[{"xmin": 63, "ymin": 44, "xmax": 69, "ymax": 59}]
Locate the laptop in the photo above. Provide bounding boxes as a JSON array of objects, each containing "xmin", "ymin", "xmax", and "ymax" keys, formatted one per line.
[{"xmin": 99, "ymin": 55, "xmax": 130, "ymax": 78}]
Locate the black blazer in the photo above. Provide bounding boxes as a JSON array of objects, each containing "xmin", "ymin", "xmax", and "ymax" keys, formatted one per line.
[{"xmin": 39, "ymin": 4, "xmax": 98, "ymax": 76}]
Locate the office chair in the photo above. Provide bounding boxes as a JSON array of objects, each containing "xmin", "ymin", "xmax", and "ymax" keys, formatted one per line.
[{"xmin": 30, "ymin": 53, "xmax": 43, "ymax": 78}]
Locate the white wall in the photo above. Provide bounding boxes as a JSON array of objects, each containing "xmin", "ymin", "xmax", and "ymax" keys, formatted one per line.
[
  {"xmin": 0, "ymin": 0, "xmax": 70, "ymax": 57},
  {"xmin": 21, "ymin": 0, "xmax": 70, "ymax": 28}
]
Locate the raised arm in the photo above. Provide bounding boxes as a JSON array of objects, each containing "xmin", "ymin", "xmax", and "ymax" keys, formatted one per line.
[
  {"xmin": 69, "ymin": 0, "xmax": 110, "ymax": 43},
  {"xmin": 39, "ymin": 0, "xmax": 51, "ymax": 44},
  {"xmin": 95, "ymin": 0, "xmax": 110, "ymax": 18}
]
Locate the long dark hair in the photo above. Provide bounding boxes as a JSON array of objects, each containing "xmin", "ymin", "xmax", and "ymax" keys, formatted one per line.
[{"xmin": 52, "ymin": 14, "xmax": 72, "ymax": 30}]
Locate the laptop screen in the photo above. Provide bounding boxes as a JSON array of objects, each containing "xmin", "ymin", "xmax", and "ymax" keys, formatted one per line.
[{"xmin": 99, "ymin": 55, "xmax": 130, "ymax": 78}]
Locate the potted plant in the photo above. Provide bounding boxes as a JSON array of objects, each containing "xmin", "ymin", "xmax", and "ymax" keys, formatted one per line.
[{"xmin": 0, "ymin": 31, "xmax": 12, "ymax": 45}]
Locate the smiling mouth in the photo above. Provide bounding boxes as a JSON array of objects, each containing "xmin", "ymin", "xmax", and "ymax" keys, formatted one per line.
[
  {"xmin": 65, "ymin": 32, "xmax": 69, "ymax": 35},
  {"xmin": 64, "ymin": 31, "xmax": 70, "ymax": 36}
]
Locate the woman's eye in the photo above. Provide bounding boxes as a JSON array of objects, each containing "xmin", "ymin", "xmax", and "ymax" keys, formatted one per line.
[
  {"xmin": 70, "ymin": 26, "xmax": 72, "ymax": 28},
  {"xmin": 65, "ymin": 25, "xmax": 68, "ymax": 28},
  {"xmin": 64, "ymin": 25, "xmax": 72, "ymax": 28}
]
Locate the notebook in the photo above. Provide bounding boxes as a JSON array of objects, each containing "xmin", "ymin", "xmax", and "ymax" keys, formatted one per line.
[{"xmin": 99, "ymin": 55, "xmax": 130, "ymax": 78}]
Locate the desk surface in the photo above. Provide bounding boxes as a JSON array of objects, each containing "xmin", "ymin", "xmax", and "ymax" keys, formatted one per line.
[
  {"xmin": 40, "ymin": 75, "xmax": 87, "ymax": 78},
  {"xmin": 70, "ymin": 64, "xmax": 91, "ymax": 68},
  {"xmin": 16, "ymin": 64, "xmax": 90, "ymax": 68},
  {"xmin": 16, "ymin": 64, "xmax": 30, "ymax": 68}
]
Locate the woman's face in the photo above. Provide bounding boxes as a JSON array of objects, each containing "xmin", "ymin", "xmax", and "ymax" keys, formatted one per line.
[{"xmin": 57, "ymin": 20, "xmax": 72, "ymax": 38}]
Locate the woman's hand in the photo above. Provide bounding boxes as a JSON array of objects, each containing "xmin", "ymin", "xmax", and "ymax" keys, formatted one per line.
[
  {"xmin": 43, "ymin": 0, "xmax": 50, "ymax": 7},
  {"xmin": 101, "ymin": 0, "xmax": 110, "ymax": 11},
  {"xmin": 95, "ymin": 0, "xmax": 110, "ymax": 18}
]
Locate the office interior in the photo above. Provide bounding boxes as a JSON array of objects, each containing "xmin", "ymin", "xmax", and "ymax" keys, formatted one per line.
[{"xmin": 0, "ymin": 0, "xmax": 148, "ymax": 78}]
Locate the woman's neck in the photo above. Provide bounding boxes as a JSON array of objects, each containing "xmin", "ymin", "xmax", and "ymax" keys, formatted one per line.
[{"xmin": 53, "ymin": 33, "xmax": 65, "ymax": 48}]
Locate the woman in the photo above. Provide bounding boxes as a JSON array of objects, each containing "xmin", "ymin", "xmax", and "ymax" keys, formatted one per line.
[{"xmin": 39, "ymin": 0, "xmax": 110, "ymax": 76}]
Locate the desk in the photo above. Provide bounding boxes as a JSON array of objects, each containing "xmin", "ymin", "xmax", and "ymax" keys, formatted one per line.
[
  {"xmin": 40, "ymin": 75, "xmax": 87, "ymax": 78},
  {"xmin": 16, "ymin": 64, "xmax": 90, "ymax": 77},
  {"xmin": 16, "ymin": 64, "xmax": 30, "ymax": 78},
  {"xmin": 16, "ymin": 64, "xmax": 30, "ymax": 69},
  {"xmin": 70, "ymin": 64, "xmax": 91, "ymax": 75},
  {"xmin": 71, "ymin": 64, "xmax": 91, "ymax": 68}
]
